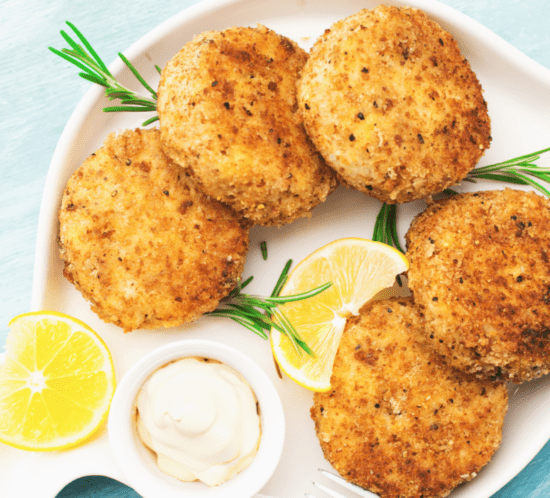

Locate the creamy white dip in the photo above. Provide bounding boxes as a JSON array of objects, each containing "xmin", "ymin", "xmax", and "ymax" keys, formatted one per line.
[{"xmin": 135, "ymin": 357, "xmax": 261, "ymax": 486}]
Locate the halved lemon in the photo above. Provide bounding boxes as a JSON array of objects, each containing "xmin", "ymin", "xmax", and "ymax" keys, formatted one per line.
[
  {"xmin": 0, "ymin": 311, "xmax": 115, "ymax": 451},
  {"xmin": 271, "ymin": 238, "xmax": 408, "ymax": 392}
]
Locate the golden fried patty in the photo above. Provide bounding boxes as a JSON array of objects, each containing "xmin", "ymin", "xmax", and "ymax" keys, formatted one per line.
[
  {"xmin": 298, "ymin": 6, "xmax": 491, "ymax": 204},
  {"xmin": 157, "ymin": 25, "xmax": 338, "ymax": 226},
  {"xmin": 59, "ymin": 128, "xmax": 249, "ymax": 332},
  {"xmin": 406, "ymin": 189, "xmax": 550, "ymax": 382},
  {"xmin": 311, "ymin": 298, "xmax": 507, "ymax": 498}
]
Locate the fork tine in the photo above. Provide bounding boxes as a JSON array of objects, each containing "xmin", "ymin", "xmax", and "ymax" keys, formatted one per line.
[
  {"xmin": 312, "ymin": 481, "xmax": 349, "ymax": 498},
  {"xmin": 318, "ymin": 469, "xmax": 380, "ymax": 497}
]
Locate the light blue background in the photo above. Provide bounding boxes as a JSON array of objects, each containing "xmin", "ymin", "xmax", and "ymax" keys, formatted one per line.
[{"xmin": 1, "ymin": 0, "xmax": 549, "ymax": 496}]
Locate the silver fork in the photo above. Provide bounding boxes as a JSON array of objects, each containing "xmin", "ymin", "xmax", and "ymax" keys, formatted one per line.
[{"xmin": 306, "ymin": 469, "xmax": 379, "ymax": 498}]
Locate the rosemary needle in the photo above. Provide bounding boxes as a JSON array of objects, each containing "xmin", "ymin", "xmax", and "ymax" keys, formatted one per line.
[
  {"xmin": 442, "ymin": 188, "xmax": 459, "ymax": 196},
  {"xmin": 49, "ymin": 22, "xmax": 159, "ymax": 126},
  {"xmin": 271, "ymin": 259, "xmax": 292, "ymax": 299},
  {"xmin": 260, "ymin": 241, "xmax": 268, "ymax": 260}
]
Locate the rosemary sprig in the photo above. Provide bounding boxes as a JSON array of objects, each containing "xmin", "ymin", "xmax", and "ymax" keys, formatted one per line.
[
  {"xmin": 372, "ymin": 203, "xmax": 404, "ymax": 286},
  {"xmin": 372, "ymin": 203, "xmax": 404, "ymax": 253},
  {"xmin": 207, "ymin": 260, "xmax": 330, "ymax": 356},
  {"xmin": 371, "ymin": 147, "xmax": 550, "ymax": 253},
  {"xmin": 465, "ymin": 147, "xmax": 550, "ymax": 198},
  {"xmin": 49, "ymin": 22, "xmax": 159, "ymax": 126}
]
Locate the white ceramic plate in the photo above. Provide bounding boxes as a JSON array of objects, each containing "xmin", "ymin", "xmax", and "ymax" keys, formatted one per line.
[{"xmin": 2, "ymin": 0, "xmax": 550, "ymax": 496}]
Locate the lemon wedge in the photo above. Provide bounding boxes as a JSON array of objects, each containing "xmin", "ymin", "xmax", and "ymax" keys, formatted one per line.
[
  {"xmin": 0, "ymin": 311, "xmax": 115, "ymax": 451},
  {"xmin": 270, "ymin": 238, "xmax": 408, "ymax": 392}
]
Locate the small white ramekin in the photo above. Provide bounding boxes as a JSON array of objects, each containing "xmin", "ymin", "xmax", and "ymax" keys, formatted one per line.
[{"xmin": 108, "ymin": 339, "xmax": 285, "ymax": 498}]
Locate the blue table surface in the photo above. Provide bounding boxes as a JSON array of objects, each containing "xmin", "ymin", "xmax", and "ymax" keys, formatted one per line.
[{"xmin": 1, "ymin": 0, "xmax": 549, "ymax": 496}]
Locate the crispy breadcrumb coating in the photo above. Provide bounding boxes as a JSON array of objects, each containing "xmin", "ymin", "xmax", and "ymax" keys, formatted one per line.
[
  {"xmin": 58, "ymin": 128, "xmax": 249, "ymax": 332},
  {"xmin": 406, "ymin": 189, "xmax": 550, "ymax": 382},
  {"xmin": 157, "ymin": 25, "xmax": 338, "ymax": 226},
  {"xmin": 311, "ymin": 298, "xmax": 507, "ymax": 498},
  {"xmin": 298, "ymin": 5, "xmax": 491, "ymax": 203}
]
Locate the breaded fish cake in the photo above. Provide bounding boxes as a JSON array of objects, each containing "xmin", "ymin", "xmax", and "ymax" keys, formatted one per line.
[
  {"xmin": 406, "ymin": 189, "xmax": 550, "ymax": 382},
  {"xmin": 298, "ymin": 6, "xmax": 491, "ymax": 204},
  {"xmin": 59, "ymin": 128, "xmax": 249, "ymax": 332},
  {"xmin": 157, "ymin": 25, "xmax": 338, "ymax": 226},
  {"xmin": 311, "ymin": 298, "xmax": 507, "ymax": 498}
]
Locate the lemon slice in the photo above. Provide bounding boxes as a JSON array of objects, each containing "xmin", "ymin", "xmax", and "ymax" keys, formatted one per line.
[
  {"xmin": 271, "ymin": 238, "xmax": 408, "ymax": 392},
  {"xmin": 0, "ymin": 311, "xmax": 116, "ymax": 451}
]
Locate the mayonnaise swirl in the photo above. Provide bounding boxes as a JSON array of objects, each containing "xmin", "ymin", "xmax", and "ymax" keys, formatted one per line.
[{"xmin": 135, "ymin": 357, "xmax": 261, "ymax": 486}]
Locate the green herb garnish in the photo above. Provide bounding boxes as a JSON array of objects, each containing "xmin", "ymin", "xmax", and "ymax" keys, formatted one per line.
[
  {"xmin": 49, "ymin": 22, "xmax": 159, "ymax": 126},
  {"xmin": 207, "ymin": 260, "xmax": 330, "ymax": 356},
  {"xmin": 372, "ymin": 202, "xmax": 404, "ymax": 253},
  {"xmin": 372, "ymin": 203, "xmax": 404, "ymax": 286},
  {"xmin": 270, "ymin": 259, "xmax": 292, "ymax": 302},
  {"xmin": 260, "ymin": 241, "xmax": 268, "ymax": 260},
  {"xmin": 442, "ymin": 188, "xmax": 459, "ymax": 196},
  {"xmin": 372, "ymin": 147, "xmax": 550, "ymax": 252},
  {"xmin": 464, "ymin": 147, "xmax": 550, "ymax": 197}
]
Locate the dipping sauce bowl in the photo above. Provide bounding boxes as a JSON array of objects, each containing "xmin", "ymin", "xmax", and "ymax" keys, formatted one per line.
[{"xmin": 108, "ymin": 339, "xmax": 285, "ymax": 498}]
